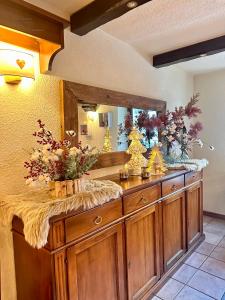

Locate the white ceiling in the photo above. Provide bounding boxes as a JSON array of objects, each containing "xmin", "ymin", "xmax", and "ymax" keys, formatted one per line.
[
  {"xmin": 25, "ymin": 0, "xmax": 94, "ymax": 19},
  {"xmin": 102, "ymin": 0, "xmax": 225, "ymax": 55},
  {"xmin": 177, "ymin": 52, "xmax": 225, "ymax": 75},
  {"xmin": 25, "ymin": 0, "xmax": 225, "ymax": 74}
]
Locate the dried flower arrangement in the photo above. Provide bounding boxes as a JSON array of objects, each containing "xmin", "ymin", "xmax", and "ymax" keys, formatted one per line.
[
  {"xmin": 119, "ymin": 94, "xmax": 203, "ymax": 161},
  {"xmin": 24, "ymin": 120, "xmax": 99, "ymax": 189},
  {"xmin": 160, "ymin": 94, "xmax": 203, "ymax": 160}
]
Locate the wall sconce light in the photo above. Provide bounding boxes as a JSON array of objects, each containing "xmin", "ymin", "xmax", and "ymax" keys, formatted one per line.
[
  {"xmin": 0, "ymin": 49, "xmax": 35, "ymax": 84},
  {"xmin": 87, "ymin": 111, "xmax": 98, "ymax": 122}
]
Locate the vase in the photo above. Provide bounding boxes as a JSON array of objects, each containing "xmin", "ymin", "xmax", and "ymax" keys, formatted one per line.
[
  {"xmin": 49, "ymin": 178, "xmax": 84, "ymax": 198},
  {"xmin": 53, "ymin": 181, "xmax": 66, "ymax": 198},
  {"xmin": 66, "ymin": 180, "xmax": 74, "ymax": 196}
]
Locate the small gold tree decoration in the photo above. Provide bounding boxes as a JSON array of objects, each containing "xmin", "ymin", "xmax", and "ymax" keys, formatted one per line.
[
  {"xmin": 127, "ymin": 127, "xmax": 147, "ymax": 175},
  {"xmin": 102, "ymin": 127, "xmax": 112, "ymax": 153},
  {"xmin": 147, "ymin": 145, "xmax": 167, "ymax": 175}
]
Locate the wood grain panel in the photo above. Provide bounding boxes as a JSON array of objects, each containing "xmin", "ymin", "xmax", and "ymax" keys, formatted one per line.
[
  {"xmin": 71, "ymin": 0, "xmax": 152, "ymax": 36},
  {"xmin": 162, "ymin": 192, "xmax": 186, "ymax": 270},
  {"xmin": 63, "ymin": 81, "xmax": 166, "ymax": 112},
  {"xmin": 123, "ymin": 184, "xmax": 161, "ymax": 214},
  {"xmin": 126, "ymin": 205, "xmax": 160, "ymax": 300},
  {"xmin": 54, "ymin": 250, "xmax": 68, "ymax": 300},
  {"xmin": 185, "ymin": 171, "xmax": 202, "ymax": 186},
  {"xmin": 52, "ymin": 221, "xmax": 65, "ymax": 249},
  {"xmin": 13, "ymin": 232, "xmax": 53, "ymax": 300},
  {"xmin": 186, "ymin": 183, "xmax": 203, "ymax": 248},
  {"xmin": 153, "ymin": 35, "xmax": 225, "ymax": 68},
  {"xmin": 0, "ymin": 0, "xmax": 64, "ymax": 44},
  {"xmin": 67, "ymin": 223, "xmax": 126, "ymax": 300},
  {"xmin": 162, "ymin": 176, "xmax": 184, "ymax": 197},
  {"xmin": 65, "ymin": 199, "xmax": 122, "ymax": 242}
]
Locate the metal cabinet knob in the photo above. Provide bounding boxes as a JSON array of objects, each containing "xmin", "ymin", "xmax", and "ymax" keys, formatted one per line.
[
  {"xmin": 140, "ymin": 197, "xmax": 148, "ymax": 204},
  {"xmin": 171, "ymin": 184, "xmax": 177, "ymax": 191},
  {"xmin": 94, "ymin": 216, "xmax": 103, "ymax": 225}
]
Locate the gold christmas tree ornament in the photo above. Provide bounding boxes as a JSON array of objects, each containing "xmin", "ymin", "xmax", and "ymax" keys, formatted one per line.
[
  {"xmin": 147, "ymin": 146, "xmax": 167, "ymax": 175},
  {"xmin": 126, "ymin": 127, "xmax": 147, "ymax": 175},
  {"xmin": 102, "ymin": 127, "xmax": 112, "ymax": 153}
]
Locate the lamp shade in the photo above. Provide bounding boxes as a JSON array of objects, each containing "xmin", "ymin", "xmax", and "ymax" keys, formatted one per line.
[{"xmin": 0, "ymin": 49, "xmax": 35, "ymax": 83}]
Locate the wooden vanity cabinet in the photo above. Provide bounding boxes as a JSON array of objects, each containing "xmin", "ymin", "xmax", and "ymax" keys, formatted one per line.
[
  {"xmin": 12, "ymin": 170, "xmax": 204, "ymax": 300},
  {"xmin": 67, "ymin": 223, "xmax": 126, "ymax": 300},
  {"xmin": 186, "ymin": 182, "xmax": 203, "ymax": 248},
  {"xmin": 125, "ymin": 204, "xmax": 160, "ymax": 300},
  {"xmin": 162, "ymin": 192, "xmax": 186, "ymax": 271}
]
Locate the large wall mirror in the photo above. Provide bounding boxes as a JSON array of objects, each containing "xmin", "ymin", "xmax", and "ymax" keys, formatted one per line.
[{"xmin": 61, "ymin": 81, "xmax": 166, "ymax": 169}]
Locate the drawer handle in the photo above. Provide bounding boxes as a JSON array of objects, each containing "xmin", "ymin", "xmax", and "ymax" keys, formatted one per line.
[
  {"xmin": 140, "ymin": 197, "xmax": 148, "ymax": 204},
  {"xmin": 171, "ymin": 184, "xmax": 177, "ymax": 191},
  {"xmin": 94, "ymin": 216, "xmax": 103, "ymax": 225}
]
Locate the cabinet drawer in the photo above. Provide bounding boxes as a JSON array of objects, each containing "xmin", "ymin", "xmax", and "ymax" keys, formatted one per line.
[
  {"xmin": 65, "ymin": 199, "xmax": 122, "ymax": 243},
  {"xmin": 185, "ymin": 171, "xmax": 202, "ymax": 186},
  {"xmin": 123, "ymin": 184, "xmax": 161, "ymax": 214},
  {"xmin": 162, "ymin": 176, "xmax": 184, "ymax": 197}
]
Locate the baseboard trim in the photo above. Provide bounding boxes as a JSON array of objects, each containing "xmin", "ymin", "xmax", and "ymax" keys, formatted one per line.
[{"xmin": 203, "ymin": 210, "xmax": 225, "ymax": 220}]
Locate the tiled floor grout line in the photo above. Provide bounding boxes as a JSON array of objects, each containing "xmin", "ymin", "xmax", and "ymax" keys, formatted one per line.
[
  {"xmin": 194, "ymin": 267, "xmax": 225, "ymax": 283},
  {"xmin": 174, "ymin": 281, "xmax": 217, "ymax": 300},
  {"xmin": 154, "ymin": 218, "xmax": 225, "ymax": 300},
  {"xmin": 184, "ymin": 254, "xmax": 208, "ymax": 269},
  {"xmin": 185, "ymin": 281, "xmax": 218, "ymax": 299},
  {"xmin": 208, "ymin": 254, "xmax": 225, "ymax": 264}
]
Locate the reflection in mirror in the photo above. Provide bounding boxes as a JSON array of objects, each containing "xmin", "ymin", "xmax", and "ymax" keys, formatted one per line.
[{"xmin": 78, "ymin": 103, "xmax": 158, "ymax": 153}]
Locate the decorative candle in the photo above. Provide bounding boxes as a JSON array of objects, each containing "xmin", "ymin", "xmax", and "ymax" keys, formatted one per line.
[
  {"xmin": 119, "ymin": 164, "xmax": 129, "ymax": 180},
  {"xmin": 141, "ymin": 167, "xmax": 151, "ymax": 179}
]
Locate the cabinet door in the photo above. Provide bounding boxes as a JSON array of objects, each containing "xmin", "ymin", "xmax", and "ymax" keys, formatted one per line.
[
  {"xmin": 186, "ymin": 182, "xmax": 203, "ymax": 248},
  {"xmin": 126, "ymin": 204, "xmax": 160, "ymax": 300},
  {"xmin": 67, "ymin": 223, "xmax": 126, "ymax": 300},
  {"xmin": 162, "ymin": 192, "xmax": 186, "ymax": 271}
]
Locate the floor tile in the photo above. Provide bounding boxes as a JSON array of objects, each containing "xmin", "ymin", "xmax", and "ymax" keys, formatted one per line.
[
  {"xmin": 204, "ymin": 222, "xmax": 225, "ymax": 236},
  {"xmin": 203, "ymin": 216, "xmax": 213, "ymax": 226},
  {"xmin": 204, "ymin": 231, "xmax": 223, "ymax": 245},
  {"xmin": 188, "ymin": 270, "xmax": 225, "ymax": 299},
  {"xmin": 185, "ymin": 252, "xmax": 207, "ymax": 268},
  {"xmin": 156, "ymin": 278, "xmax": 184, "ymax": 300},
  {"xmin": 219, "ymin": 237, "xmax": 225, "ymax": 248},
  {"xmin": 210, "ymin": 246, "xmax": 225, "ymax": 262},
  {"xmin": 175, "ymin": 286, "xmax": 213, "ymax": 300},
  {"xmin": 172, "ymin": 264, "xmax": 197, "ymax": 284},
  {"xmin": 196, "ymin": 241, "xmax": 215, "ymax": 256},
  {"xmin": 200, "ymin": 257, "xmax": 225, "ymax": 280}
]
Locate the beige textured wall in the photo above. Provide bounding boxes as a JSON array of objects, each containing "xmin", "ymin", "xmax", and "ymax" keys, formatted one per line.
[
  {"xmin": 194, "ymin": 70, "xmax": 225, "ymax": 214},
  {"xmin": 0, "ymin": 75, "xmax": 61, "ymax": 300},
  {"xmin": 53, "ymin": 30, "xmax": 193, "ymax": 112},
  {"xmin": 0, "ymin": 75, "xmax": 61, "ymax": 195},
  {"xmin": 0, "ymin": 29, "xmax": 193, "ymax": 300}
]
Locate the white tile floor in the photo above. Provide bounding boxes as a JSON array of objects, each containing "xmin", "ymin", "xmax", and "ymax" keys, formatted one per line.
[{"xmin": 153, "ymin": 216, "xmax": 225, "ymax": 300}]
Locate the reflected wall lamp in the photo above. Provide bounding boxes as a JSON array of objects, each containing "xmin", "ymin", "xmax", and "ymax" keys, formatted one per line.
[{"xmin": 0, "ymin": 49, "xmax": 35, "ymax": 84}]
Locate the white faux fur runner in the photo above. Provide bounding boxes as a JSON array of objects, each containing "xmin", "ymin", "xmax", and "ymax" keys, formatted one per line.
[
  {"xmin": 167, "ymin": 159, "xmax": 208, "ymax": 171},
  {"xmin": 0, "ymin": 180, "xmax": 123, "ymax": 249}
]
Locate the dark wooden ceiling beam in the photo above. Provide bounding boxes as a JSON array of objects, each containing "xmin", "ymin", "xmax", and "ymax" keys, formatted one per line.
[
  {"xmin": 71, "ymin": 0, "xmax": 152, "ymax": 36},
  {"xmin": 153, "ymin": 35, "xmax": 225, "ymax": 68}
]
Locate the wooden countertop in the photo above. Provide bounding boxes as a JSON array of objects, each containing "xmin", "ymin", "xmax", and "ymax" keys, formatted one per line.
[
  {"xmin": 44, "ymin": 169, "xmax": 189, "ymax": 223},
  {"xmin": 99, "ymin": 169, "xmax": 190, "ymax": 195}
]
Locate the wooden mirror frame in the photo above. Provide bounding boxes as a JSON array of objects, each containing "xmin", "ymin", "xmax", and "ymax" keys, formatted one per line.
[{"xmin": 61, "ymin": 80, "xmax": 167, "ymax": 169}]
